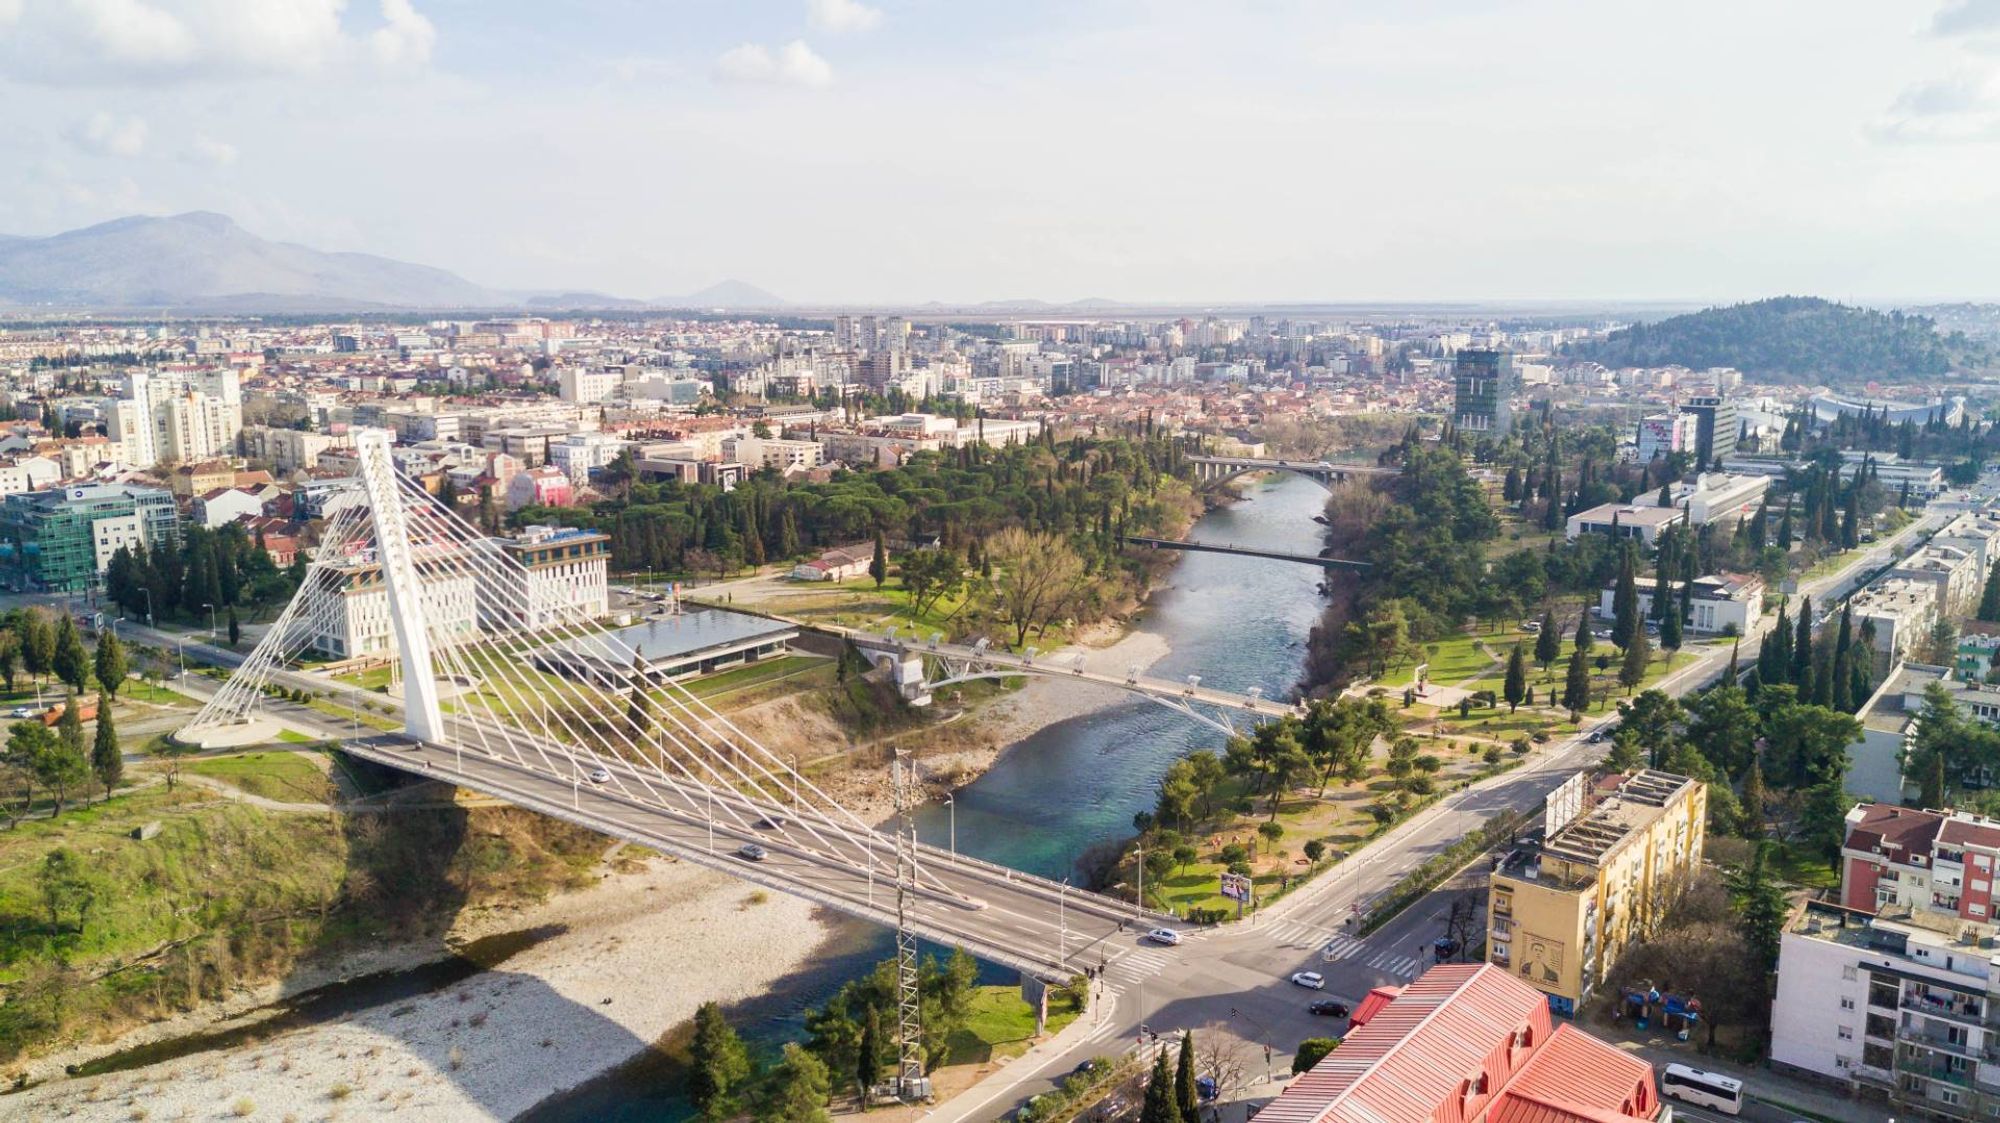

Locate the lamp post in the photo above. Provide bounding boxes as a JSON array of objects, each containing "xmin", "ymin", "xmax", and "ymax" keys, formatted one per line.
[
  {"xmin": 203, "ymin": 602, "xmax": 216, "ymax": 640},
  {"xmin": 1130, "ymin": 844, "xmax": 1145, "ymax": 919},
  {"xmin": 140, "ymin": 587, "xmax": 154, "ymax": 628},
  {"xmin": 945, "ymin": 794, "xmax": 956, "ymax": 862},
  {"xmin": 1058, "ymin": 877, "xmax": 1069, "ymax": 968}
]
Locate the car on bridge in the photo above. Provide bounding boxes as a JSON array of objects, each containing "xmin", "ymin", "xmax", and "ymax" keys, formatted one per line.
[
  {"xmin": 1290, "ymin": 970, "xmax": 1326, "ymax": 989},
  {"xmin": 736, "ymin": 843, "xmax": 768, "ymax": 862},
  {"xmin": 1144, "ymin": 927, "xmax": 1182, "ymax": 946},
  {"xmin": 585, "ymin": 766, "xmax": 612, "ymax": 784}
]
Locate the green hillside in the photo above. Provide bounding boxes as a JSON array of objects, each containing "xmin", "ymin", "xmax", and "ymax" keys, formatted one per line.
[{"xmin": 1569, "ymin": 296, "xmax": 1991, "ymax": 382}]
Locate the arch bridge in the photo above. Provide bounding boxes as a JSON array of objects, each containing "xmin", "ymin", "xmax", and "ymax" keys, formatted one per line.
[{"xmin": 1185, "ymin": 454, "xmax": 1399, "ymax": 491}]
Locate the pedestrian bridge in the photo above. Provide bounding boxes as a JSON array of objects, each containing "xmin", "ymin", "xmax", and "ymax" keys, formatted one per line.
[
  {"xmin": 177, "ymin": 430, "xmax": 1177, "ymax": 983},
  {"xmin": 1119, "ymin": 535, "xmax": 1371, "ymax": 572},
  {"xmin": 830, "ymin": 625, "xmax": 1302, "ymax": 736},
  {"xmin": 1185, "ymin": 455, "xmax": 1398, "ymax": 491}
]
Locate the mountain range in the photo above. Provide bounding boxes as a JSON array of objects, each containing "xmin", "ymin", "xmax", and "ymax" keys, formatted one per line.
[{"xmin": 0, "ymin": 212, "xmax": 786, "ymax": 312}]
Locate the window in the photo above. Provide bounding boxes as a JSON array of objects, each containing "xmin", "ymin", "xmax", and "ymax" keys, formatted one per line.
[
  {"xmin": 1838, "ymin": 1026, "xmax": 1854, "ymax": 1040},
  {"xmin": 1841, "ymin": 997, "xmax": 1857, "ymax": 1010},
  {"xmin": 1843, "ymin": 965, "xmax": 1859, "ymax": 981}
]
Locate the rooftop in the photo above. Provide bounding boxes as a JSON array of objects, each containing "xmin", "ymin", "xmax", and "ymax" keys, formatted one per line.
[
  {"xmin": 1570, "ymin": 501, "xmax": 1685, "ymax": 528},
  {"xmin": 538, "ymin": 608, "xmax": 796, "ymax": 667},
  {"xmin": 1539, "ymin": 769, "xmax": 1693, "ymax": 866}
]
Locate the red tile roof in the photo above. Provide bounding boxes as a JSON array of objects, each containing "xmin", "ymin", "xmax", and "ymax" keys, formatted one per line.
[
  {"xmin": 1845, "ymin": 804, "xmax": 1945, "ymax": 858},
  {"xmin": 1259, "ymin": 964, "xmax": 1656, "ymax": 1123}
]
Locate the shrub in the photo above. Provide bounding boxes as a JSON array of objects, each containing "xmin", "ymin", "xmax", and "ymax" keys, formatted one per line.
[
  {"xmin": 329, "ymin": 1084, "xmax": 354, "ymax": 1101},
  {"xmin": 1483, "ymin": 746, "xmax": 1504, "ymax": 764},
  {"xmin": 232, "ymin": 1098, "xmax": 254, "ymax": 1117}
]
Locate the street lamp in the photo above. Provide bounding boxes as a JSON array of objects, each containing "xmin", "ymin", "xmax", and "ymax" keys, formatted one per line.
[
  {"xmin": 1058, "ymin": 877, "xmax": 1069, "ymax": 968},
  {"xmin": 945, "ymin": 794, "xmax": 956, "ymax": 862},
  {"xmin": 203, "ymin": 602, "xmax": 216, "ymax": 640},
  {"xmin": 140, "ymin": 587, "xmax": 154, "ymax": 628},
  {"xmin": 1130, "ymin": 844, "xmax": 1145, "ymax": 918}
]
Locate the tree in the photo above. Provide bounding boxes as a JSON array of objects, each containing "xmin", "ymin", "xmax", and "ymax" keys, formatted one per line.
[
  {"xmin": 1619, "ymin": 624, "xmax": 1650, "ymax": 695},
  {"xmin": 1617, "ymin": 690, "xmax": 1683, "ymax": 768},
  {"xmin": 51, "ymin": 616, "xmax": 88, "ymax": 694},
  {"xmin": 688, "ymin": 1000, "xmax": 753, "ymax": 1119},
  {"xmin": 1611, "ymin": 546, "xmax": 1639, "ymax": 649},
  {"xmin": 1140, "ymin": 1048, "xmax": 1182, "ymax": 1123},
  {"xmin": 1175, "ymin": 1032, "xmax": 1200, "ymax": 1123},
  {"xmin": 986, "ymin": 527, "xmax": 1089, "ymax": 648},
  {"xmin": 57, "ymin": 691, "xmax": 85, "ymax": 796},
  {"xmin": 1729, "ymin": 842, "xmax": 1788, "ymax": 973},
  {"xmin": 0, "ymin": 631, "xmax": 16, "ymax": 693},
  {"xmin": 91, "ymin": 692, "xmax": 120, "ymax": 803},
  {"xmin": 1533, "ymin": 610, "xmax": 1561, "ymax": 670},
  {"xmin": 1740, "ymin": 759, "xmax": 1767, "ymax": 839},
  {"xmin": 1561, "ymin": 646, "xmax": 1591, "ymax": 716},
  {"xmin": 759, "ymin": 1043, "xmax": 832, "ymax": 1123},
  {"xmin": 228, "ymin": 607, "xmax": 241, "ymax": 647},
  {"xmin": 87, "ymin": 634, "xmax": 126, "ymax": 706},
  {"xmin": 20, "ymin": 611, "xmax": 54, "ymax": 683},
  {"xmin": 1980, "ymin": 564, "xmax": 2000, "ymax": 623},
  {"xmin": 897, "ymin": 549, "xmax": 964, "ymax": 619},
  {"xmin": 23, "ymin": 718, "xmax": 84, "ymax": 816},
  {"xmin": 1502, "ymin": 644, "xmax": 1527, "ymax": 712},
  {"xmin": 857, "ymin": 1005, "xmax": 883, "ymax": 1102},
  {"xmin": 1684, "ymin": 685, "xmax": 1757, "ymax": 778},
  {"xmin": 38, "ymin": 848, "xmax": 98, "ymax": 933},
  {"xmin": 870, "ymin": 530, "xmax": 888, "ymax": 590},
  {"xmin": 1292, "ymin": 1037, "xmax": 1340, "ymax": 1075}
]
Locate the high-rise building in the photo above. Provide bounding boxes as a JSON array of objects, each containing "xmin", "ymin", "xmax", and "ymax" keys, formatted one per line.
[
  {"xmin": 1452, "ymin": 348, "xmax": 1517, "ymax": 436},
  {"xmin": 0, "ymin": 483, "xmax": 180, "ymax": 593},
  {"xmin": 102, "ymin": 368, "xmax": 243, "ymax": 468},
  {"xmin": 1680, "ymin": 395, "xmax": 1738, "ymax": 466},
  {"xmin": 1488, "ymin": 769, "xmax": 1706, "ymax": 1016}
]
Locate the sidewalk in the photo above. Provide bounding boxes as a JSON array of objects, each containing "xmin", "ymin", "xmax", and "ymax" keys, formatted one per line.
[{"xmin": 1607, "ymin": 1031, "xmax": 1873, "ymax": 1123}]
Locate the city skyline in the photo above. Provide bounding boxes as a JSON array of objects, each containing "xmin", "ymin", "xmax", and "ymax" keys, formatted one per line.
[{"xmin": 4, "ymin": 1, "xmax": 2000, "ymax": 306}]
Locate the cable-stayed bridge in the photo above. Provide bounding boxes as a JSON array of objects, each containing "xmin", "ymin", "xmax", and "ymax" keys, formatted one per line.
[{"xmin": 180, "ymin": 431, "xmax": 1179, "ymax": 990}]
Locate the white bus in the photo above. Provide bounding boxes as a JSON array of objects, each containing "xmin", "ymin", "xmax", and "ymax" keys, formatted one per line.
[{"xmin": 1660, "ymin": 1063, "xmax": 1743, "ymax": 1115}]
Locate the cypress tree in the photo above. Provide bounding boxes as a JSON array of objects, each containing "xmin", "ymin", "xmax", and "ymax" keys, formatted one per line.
[
  {"xmin": 1174, "ymin": 1032, "xmax": 1200, "ymax": 1123},
  {"xmin": 1620, "ymin": 624, "xmax": 1650, "ymax": 694},
  {"xmin": 1504, "ymin": 644, "xmax": 1528, "ymax": 712},
  {"xmin": 1741, "ymin": 759, "xmax": 1766, "ymax": 839},
  {"xmin": 1611, "ymin": 547, "xmax": 1638, "ymax": 650},
  {"xmin": 1562, "ymin": 646, "xmax": 1591, "ymax": 715},
  {"xmin": 870, "ymin": 530, "xmax": 888, "ymax": 589},
  {"xmin": 93, "ymin": 632, "xmax": 128, "ymax": 698},
  {"xmin": 1791, "ymin": 596, "xmax": 1815, "ymax": 686},
  {"xmin": 91, "ymin": 691, "xmax": 120, "ymax": 803},
  {"xmin": 1534, "ymin": 610, "xmax": 1561, "ymax": 670},
  {"xmin": 1978, "ymin": 565, "xmax": 2000, "ymax": 623},
  {"xmin": 1140, "ymin": 1048, "xmax": 1181, "ymax": 1123},
  {"xmin": 1576, "ymin": 610, "xmax": 1595, "ymax": 654}
]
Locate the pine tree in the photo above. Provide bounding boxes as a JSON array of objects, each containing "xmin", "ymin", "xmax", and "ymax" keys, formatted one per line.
[
  {"xmin": 91, "ymin": 691, "xmax": 120, "ymax": 803},
  {"xmin": 688, "ymin": 1001, "xmax": 752, "ymax": 1119},
  {"xmin": 1922, "ymin": 752, "xmax": 1947, "ymax": 810},
  {"xmin": 52, "ymin": 615, "xmax": 89, "ymax": 694},
  {"xmin": 1978, "ymin": 566, "xmax": 2000, "ymax": 623},
  {"xmin": 1740, "ymin": 759, "xmax": 1766, "ymax": 839},
  {"xmin": 1140, "ymin": 1048, "xmax": 1182, "ymax": 1123},
  {"xmin": 1620, "ymin": 624, "xmax": 1650, "ymax": 694},
  {"xmin": 1575, "ymin": 610, "xmax": 1595, "ymax": 654},
  {"xmin": 1730, "ymin": 842, "xmax": 1787, "ymax": 973},
  {"xmin": 93, "ymin": 632, "xmax": 128, "ymax": 698},
  {"xmin": 1562, "ymin": 646, "xmax": 1591, "ymax": 715},
  {"xmin": 870, "ymin": 530, "xmax": 888, "ymax": 590},
  {"xmin": 1611, "ymin": 546, "xmax": 1639, "ymax": 649},
  {"xmin": 1174, "ymin": 1032, "xmax": 1200, "ymax": 1123},
  {"xmin": 1534, "ymin": 610, "xmax": 1561, "ymax": 670},
  {"xmin": 857, "ymin": 1006, "xmax": 882, "ymax": 1103},
  {"xmin": 1791, "ymin": 596, "xmax": 1815, "ymax": 686},
  {"xmin": 1503, "ymin": 644, "xmax": 1527, "ymax": 712}
]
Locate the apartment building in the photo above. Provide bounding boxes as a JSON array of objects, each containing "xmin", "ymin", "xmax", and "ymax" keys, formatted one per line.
[
  {"xmin": 1852, "ymin": 578, "xmax": 1943, "ymax": 676},
  {"xmin": 242, "ymin": 425, "xmax": 345, "ymax": 474},
  {"xmin": 1892, "ymin": 544, "xmax": 1987, "ymax": 620},
  {"xmin": 1452, "ymin": 348, "xmax": 1518, "ymax": 436},
  {"xmin": 1636, "ymin": 413, "xmax": 1695, "ymax": 462},
  {"xmin": 1770, "ymin": 804, "xmax": 2000, "ymax": 1119},
  {"xmin": 1488, "ymin": 770, "xmax": 1706, "ymax": 1017},
  {"xmin": 722, "ymin": 435, "xmax": 825, "ymax": 472}
]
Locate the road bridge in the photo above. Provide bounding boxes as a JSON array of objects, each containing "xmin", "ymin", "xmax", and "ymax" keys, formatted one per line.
[
  {"xmin": 1120, "ymin": 535, "xmax": 1370, "ymax": 571},
  {"xmin": 829, "ymin": 625, "xmax": 1302, "ymax": 735},
  {"xmin": 1185, "ymin": 455, "xmax": 1398, "ymax": 491},
  {"xmin": 179, "ymin": 430, "xmax": 1178, "ymax": 990}
]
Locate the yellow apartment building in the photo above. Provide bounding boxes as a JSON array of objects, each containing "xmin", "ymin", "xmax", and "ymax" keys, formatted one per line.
[{"xmin": 1487, "ymin": 769, "xmax": 1706, "ymax": 1016}]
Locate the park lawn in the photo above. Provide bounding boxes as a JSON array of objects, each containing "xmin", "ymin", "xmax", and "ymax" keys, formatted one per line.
[
  {"xmin": 277, "ymin": 729, "xmax": 316, "ymax": 744},
  {"xmin": 682, "ymin": 654, "xmax": 828, "ymax": 700},
  {"xmin": 1770, "ymin": 842, "xmax": 1842, "ymax": 892},
  {"xmin": 1377, "ymin": 631, "xmax": 1506, "ymax": 689},
  {"xmin": 115, "ymin": 679, "xmax": 198, "ymax": 707},
  {"xmin": 944, "ymin": 985, "xmax": 1082, "ymax": 1065},
  {"xmin": 0, "ymin": 784, "xmax": 348, "ymax": 985},
  {"xmin": 1800, "ymin": 548, "xmax": 1862, "ymax": 584},
  {"xmin": 186, "ymin": 751, "xmax": 334, "ymax": 804},
  {"xmin": 335, "ymin": 665, "xmax": 396, "ymax": 691},
  {"xmin": 1148, "ymin": 773, "xmax": 1378, "ymax": 917}
]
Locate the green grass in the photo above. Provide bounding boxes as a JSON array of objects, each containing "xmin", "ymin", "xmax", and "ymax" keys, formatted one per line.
[
  {"xmin": 334, "ymin": 665, "xmax": 395, "ymax": 691},
  {"xmin": 944, "ymin": 985, "xmax": 1081, "ymax": 1064},
  {"xmin": 276, "ymin": 729, "xmax": 316, "ymax": 745},
  {"xmin": 681, "ymin": 654, "xmax": 826, "ymax": 699},
  {"xmin": 1378, "ymin": 629, "xmax": 1518, "ymax": 688},
  {"xmin": 186, "ymin": 751, "xmax": 334, "ymax": 804}
]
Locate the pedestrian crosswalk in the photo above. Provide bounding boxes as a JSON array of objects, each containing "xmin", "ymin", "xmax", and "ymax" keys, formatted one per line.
[{"xmin": 1261, "ymin": 922, "xmax": 1429, "ymax": 981}]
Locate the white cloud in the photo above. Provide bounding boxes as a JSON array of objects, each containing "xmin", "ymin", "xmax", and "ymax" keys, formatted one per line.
[
  {"xmin": 0, "ymin": 0, "xmax": 436, "ymax": 84},
  {"xmin": 192, "ymin": 134, "xmax": 240, "ymax": 166},
  {"xmin": 714, "ymin": 39, "xmax": 833, "ymax": 87},
  {"xmin": 1872, "ymin": 69, "xmax": 2000, "ymax": 142},
  {"xmin": 1934, "ymin": 0, "xmax": 2000, "ymax": 36},
  {"xmin": 67, "ymin": 110, "xmax": 148, "ymax": 157},
  {"xmin": 371, "ymin": 0, "xmax": 436, "ymax": 66},
  {"xmin": 808, "ymin": 0, "xmax": 881, "ymax": 35}
]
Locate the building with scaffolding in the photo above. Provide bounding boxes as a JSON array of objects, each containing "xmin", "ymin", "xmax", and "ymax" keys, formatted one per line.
[{"xmin": 1486, "ymin": 770, "xmax": 1706, "ymax": 1016}]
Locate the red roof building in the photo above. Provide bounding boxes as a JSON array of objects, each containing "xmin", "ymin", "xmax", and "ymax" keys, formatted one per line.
[
  {"xmin": 1839, "ymin": 801, "xmax": 2000, "ymax": 922},
  {"xmin": 1260, "ymin": 964, "xmax": 1659, "ymax": 1123}
]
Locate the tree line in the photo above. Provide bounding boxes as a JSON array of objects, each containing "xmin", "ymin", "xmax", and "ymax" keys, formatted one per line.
[{"xmin": 103, "ymin": 521, "xmax": 301, "ymax": 630}]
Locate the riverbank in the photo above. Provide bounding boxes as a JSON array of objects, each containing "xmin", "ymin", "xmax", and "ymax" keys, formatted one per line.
[{"xmin": 6, "ymin": 852, "xmax": 834, "ymax": 1122}]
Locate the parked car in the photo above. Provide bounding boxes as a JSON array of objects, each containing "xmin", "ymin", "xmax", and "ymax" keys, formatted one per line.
[
  {"xmin": 737, "ymin": 843, "xmax": 768, "ymax": 862},
  {"xmin": 1145, "ymin": 927, "xmax": 1183, "ymax": 946},
  {"xmin": 1290, "ymin": 970, "xmax": 1325, "ymax": 990},
  {"xmin": 1588, "ymin": 729, "xmax": 1605, "ymax": 743},
  {"xmin": 1307, "ymin": 999, "xmax": 1349, "ymax": 1017}
]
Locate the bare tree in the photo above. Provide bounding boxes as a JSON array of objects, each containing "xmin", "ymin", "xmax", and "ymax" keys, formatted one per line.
[
  {"xmin": 1195, "ymin": 1023, "xmax": 1262, "ymax": 1099},
  {"xmin": 985, "ymin": 527, "xmax": 1088, "ymax": 647}
]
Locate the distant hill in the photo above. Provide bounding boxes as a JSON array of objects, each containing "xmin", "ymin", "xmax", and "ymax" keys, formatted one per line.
[
  {"xmin": 0, "ymin": 212, "xmax": 509, "ymax": 310},
  {"xmin": 660, "ymin": 280, "xmax": 787, "ymax": 309},
  {"xmin": 1568, "ymin": 296, "xmax": 1992, "ymax": 382}
]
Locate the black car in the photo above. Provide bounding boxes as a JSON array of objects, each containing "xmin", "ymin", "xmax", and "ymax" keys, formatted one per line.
[{"xmin": 1307, "ymin": 1000, "xmax": 1349, "ymax": 1017}]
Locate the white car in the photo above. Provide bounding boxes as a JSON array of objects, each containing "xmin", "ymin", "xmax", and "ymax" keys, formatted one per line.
[
  {"xmin": 585, "ymin": 767, "xmax": 612, "ymax": 784},
  {"xmin": 1145, "ymin": 927, "xmax": 1183, "ymax": 946},
  {"xmin": 1290, "ymin": 971, "xmax": 1325, "ymax": 990}
]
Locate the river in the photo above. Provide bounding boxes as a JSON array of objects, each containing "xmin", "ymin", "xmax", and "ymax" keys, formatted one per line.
[{"xmin": 527, "ymin": 473, "xmax": 1335, "ymax": 1120}]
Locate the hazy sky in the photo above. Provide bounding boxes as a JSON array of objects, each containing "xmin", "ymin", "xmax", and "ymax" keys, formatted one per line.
[{"xmin": 5, "ymin": 0, "xmax": 2000, "ymax": 305}]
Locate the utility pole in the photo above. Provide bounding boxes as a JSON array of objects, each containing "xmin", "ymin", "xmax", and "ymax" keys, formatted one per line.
[{"xmin": 891, "ymin": 750, "xmax": 930, "ymax": 1103}]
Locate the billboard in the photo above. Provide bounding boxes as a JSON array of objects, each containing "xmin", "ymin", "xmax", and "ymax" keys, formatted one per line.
[
  {"xmin": 1545, "ymin": 770, "xmax": 1588, "ymax": 838},
  {"xmin": 1220, "ymin": 872, "xmax": 1253, "ymax": 902}
]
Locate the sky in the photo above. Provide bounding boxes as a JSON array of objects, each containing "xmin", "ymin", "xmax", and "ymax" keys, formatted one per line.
[{"xmin": 5, "ymin": 0, "xmax": 2000, "ymax": 306}]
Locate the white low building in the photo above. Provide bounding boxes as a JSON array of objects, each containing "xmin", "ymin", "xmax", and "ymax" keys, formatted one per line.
[{"xmin": 1597, "ymin": 572, "xmax": 1764, "ymax": 636}]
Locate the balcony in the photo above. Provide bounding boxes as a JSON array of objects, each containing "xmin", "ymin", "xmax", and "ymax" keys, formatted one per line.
[
  {"xmin": 1901, "ymin": 1057, "xmax": 1976, "ymax": 1089},
  {"xmin": 1905, "ymin": 993, "xmax": 1986, "ymax": 1025},
  {"xmin": 1901, "ymin": 1028, "xmax": 1980, "ymax": 1060}
]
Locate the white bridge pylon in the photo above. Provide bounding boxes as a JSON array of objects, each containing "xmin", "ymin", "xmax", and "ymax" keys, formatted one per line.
[{"xmin": 182, "ymin": 429, "xmax": 1172, "ymax": 979}]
